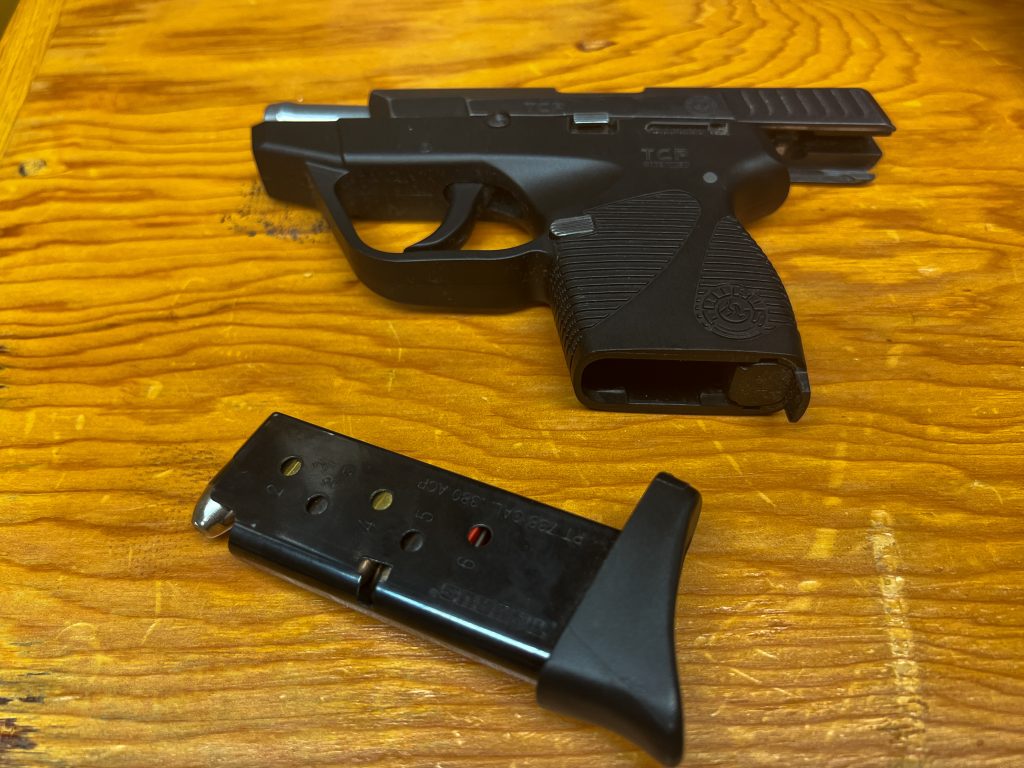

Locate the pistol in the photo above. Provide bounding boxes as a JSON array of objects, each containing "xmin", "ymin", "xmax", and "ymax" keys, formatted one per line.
[{"xmin": 253, "ymin": 88, "xmax": 894, "ymax": 421}]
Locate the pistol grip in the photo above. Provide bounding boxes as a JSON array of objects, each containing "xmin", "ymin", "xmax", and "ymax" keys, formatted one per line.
[{"xmin": 548, "ymin": 190, "xmax": 809, "ymax": 420}]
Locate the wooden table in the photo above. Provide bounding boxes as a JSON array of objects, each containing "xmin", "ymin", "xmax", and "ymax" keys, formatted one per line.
[{"xmin": 2, "ymin": 0, "xmax": 1022, "ymax": 765}]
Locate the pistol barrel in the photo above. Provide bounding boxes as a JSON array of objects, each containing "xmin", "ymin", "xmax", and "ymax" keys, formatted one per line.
[{"xmin": 263, "ymin": 102, "xmax": 370, "ymax": 122}]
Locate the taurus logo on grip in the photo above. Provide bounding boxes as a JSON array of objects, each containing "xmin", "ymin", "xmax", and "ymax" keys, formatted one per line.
[{"xmin": 696, "ymin": 283, "xmax": 771, "ymax": 340}]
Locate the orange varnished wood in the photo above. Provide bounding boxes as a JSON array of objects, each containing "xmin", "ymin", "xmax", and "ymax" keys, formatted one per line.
[{"xmin": 2, "ymin": 0, "xmax": 1023, "ymax": 765}]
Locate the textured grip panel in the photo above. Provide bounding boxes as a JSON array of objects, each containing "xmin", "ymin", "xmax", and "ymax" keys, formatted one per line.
[
  {"xmin": 694, "ymin": 217, "xmax": 796, "ymax": 340},
  {"xmin": 549, "ymin": 191, "xmax": 700, "ymax": 362},
  {"xmin": 732, "ymin": 87, "xmax": 881, "ymax": 123}
]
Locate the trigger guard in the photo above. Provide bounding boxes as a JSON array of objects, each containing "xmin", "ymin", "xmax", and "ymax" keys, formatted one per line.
[{"xmin": 304, "ymin": 163, "xmax": 551, "ymax": 309}]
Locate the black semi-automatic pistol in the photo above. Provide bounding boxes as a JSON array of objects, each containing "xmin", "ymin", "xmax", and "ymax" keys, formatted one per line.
[{"xmin": 252, "ymin": 88, "xmax": 894, "ymax": 421}]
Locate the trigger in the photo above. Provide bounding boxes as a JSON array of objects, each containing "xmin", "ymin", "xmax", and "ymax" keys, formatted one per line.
[{"xmin": 406, "ymin": 183, "xmax": 485, "ymax": 252}]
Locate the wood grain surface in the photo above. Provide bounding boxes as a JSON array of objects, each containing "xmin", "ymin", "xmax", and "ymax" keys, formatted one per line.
[{"xmin": 2, "ymin": 0, "xmax": 1023, "ymax": 765}]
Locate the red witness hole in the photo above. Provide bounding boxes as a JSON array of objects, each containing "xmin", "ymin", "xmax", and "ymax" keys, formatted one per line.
[{"xmin": 467, "ymin": 524, "xmax": 492, "ymax": 548}]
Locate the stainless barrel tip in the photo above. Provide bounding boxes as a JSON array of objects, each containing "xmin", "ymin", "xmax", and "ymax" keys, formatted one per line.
[
  {"xmin": 262, "ymin": 102, "xmax": 371, "ymax": 122},
  {"xmin": 192, "ymin": 485, "xmax": 235, "ymax": 539}
]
